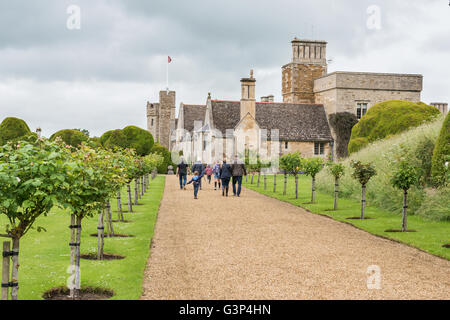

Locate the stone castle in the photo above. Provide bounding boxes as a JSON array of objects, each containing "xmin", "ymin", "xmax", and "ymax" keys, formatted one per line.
[{"xmin": 147, "ymin": 37, "xmax": 433, "ymax": 162}]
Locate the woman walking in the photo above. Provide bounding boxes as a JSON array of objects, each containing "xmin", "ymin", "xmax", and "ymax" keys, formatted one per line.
[
  {"xmin": 220, "ymin": 159, "xmax": 233, "ymax": 197},
  {"xmin": 213, "ymin": 161, "xmax": 221, "ymax": 191},
  {"xmin": 205, "ymin": 164, "xmax": 213, "ymax": 184}
]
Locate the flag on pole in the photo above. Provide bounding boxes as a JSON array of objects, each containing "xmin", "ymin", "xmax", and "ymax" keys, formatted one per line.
[{"xmin": 168, "ymin": 56, "xmax": 172, "ymax": 63}]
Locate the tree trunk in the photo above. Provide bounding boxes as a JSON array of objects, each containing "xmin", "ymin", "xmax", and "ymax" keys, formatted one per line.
[
  {"xmin": 264, "ymin": 174, "xmax": 267, "ymax": 190},
  {"xmin": 97, "ymin": 209, "xmax": 105, "ymax": 260},
  {"xmin": 334, "ymin": 178, "xmax": 339, "ymax": 211},
  {"xmin": 142, "ymin": 176, "xmax": 145, "ymax": 195},
  {"xmin": 251, "ymin": 174, "xmax": 254, "ymax": 184},
  {"xmin": 117, "ymin": 191, "xmax": 123, "ymax": 221},
  {"xmin": 273, "ymin": 174, "xmax": 277, "ymax": 193},
  {"xmin": 245, "ymin": 175, "xmax": 247, "ymax": 183},
  {"xmin": 69, "ymin": 214, "xmax": 76, "ymax": 298},
  {"xmin": 73, "ymin": 216, "xmax": 82, "ymax": 299},
  {"xmin": 361, "ymin": 184, "xmax": 366, "ymax": 219},
  {"xmin": 10, "ymin": 237, "xmax": 19, "ymax": 300},
  {"xmin": 283, "ymin": 173, "xmax": 287, "ymax": 196},
  {"xmin": 106, "ymin": 201, "xmax": 114, "ymax": 237},
  {"xmin": 257, "ymin": 172, "xmax": 261, "ymax": 187},
  {"xmin": 2, "ymin": 241, "xmax": 11, "ymax": 300},
  {"xmin": 295, "ymin": 175, "xmax": 298, "ymax": 199},
  {"xmin": 134, "ymin": 179, "xmax": 139, "ymax": 205},
  {"xmin": 127, "ymin": 183, "xmax": 133, "ymax": 213},
  {"xmin": 311, "ymin": 176, "xmax": 316, "ymax": 203},
  {"xmin": 402, "ymin": 190, "xmax": 408, "ymax": 232}
]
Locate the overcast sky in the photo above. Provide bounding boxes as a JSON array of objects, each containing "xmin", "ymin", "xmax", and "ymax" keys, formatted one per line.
[{"xmin": 0, "ymin": 0, "xmax": 448, "ymax": 137}]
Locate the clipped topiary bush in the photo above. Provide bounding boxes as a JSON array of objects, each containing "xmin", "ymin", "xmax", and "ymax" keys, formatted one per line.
[
  {"xmin": 348, "ymin": 100, "xmax": 440, "ymax": 154},
  {"xmin": 50, "ymin": 129, "xmax": 89, "ymax": 147},
  {"xmin": 431, "ymin": 112, "xmax": 450, "ymax": 187},
  {"xmin": 0, "ymin": 117, "xmax": 32, "ymax": 145},
  {"xmin": 151, "ymin": 143, "xmax": 172, "ymax": 174},
  {"xmin": 122, "ymin": 126, "xmax": 154, "ymax": 156},
  {"xmin": 100, "ymin": 126, "xmax": 154, "ymax": 156}
]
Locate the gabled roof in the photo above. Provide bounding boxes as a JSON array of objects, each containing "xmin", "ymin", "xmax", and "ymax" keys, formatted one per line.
[
  {"xmin": 181, "ymin": 100, "xmax": 333, "ymax": 142},
  {"xmin": 255, "ymin": 102, "xmax": 332, "ymax": 141},
  {"xmin": 182, "ymin": 104, "xmax": 206, "ymax": 132}
]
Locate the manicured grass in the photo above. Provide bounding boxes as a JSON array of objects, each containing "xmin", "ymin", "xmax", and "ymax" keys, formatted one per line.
[
  {"xmin": 0, "ymin": 176, "xmax": 165, "ymax": 300},
  {"xmin": 244, "ymin": 174, "xmax": 450, "ymax": 260}
]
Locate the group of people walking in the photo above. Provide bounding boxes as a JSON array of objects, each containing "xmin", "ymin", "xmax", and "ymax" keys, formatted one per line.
[{"xmin": 176, "ymin": 156, "xmax": 247, "ymax": 199}]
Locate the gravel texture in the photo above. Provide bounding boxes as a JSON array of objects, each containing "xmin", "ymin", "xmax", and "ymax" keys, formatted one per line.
[{"xmin": 141, "ymin": 176, "xmax": 450, "ymax": 300}]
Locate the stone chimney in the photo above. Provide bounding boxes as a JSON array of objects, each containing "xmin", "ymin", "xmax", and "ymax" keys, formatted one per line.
[
  {"xmin": 261, "ymin": 95, "xmax": 274, "ymax": 103},
  {"xmin": 240, "ymin": 69, "xmax": 256, "ymax": 119}
]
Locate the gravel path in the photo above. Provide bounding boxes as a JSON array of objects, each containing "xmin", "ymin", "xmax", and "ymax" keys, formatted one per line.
[{"xmin": 141, "ymin": 175, "xmax": 450, "ymax": 300}]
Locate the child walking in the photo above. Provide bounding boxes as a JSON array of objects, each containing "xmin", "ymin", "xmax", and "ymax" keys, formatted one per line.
[{"xmin": 186, "ymin": 171, "xmax": 204, "ymax": 199}]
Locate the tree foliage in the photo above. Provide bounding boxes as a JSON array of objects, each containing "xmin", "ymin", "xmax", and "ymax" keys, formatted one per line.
[
  {"xmin": 329, "ymin": 112, "xmax": 358, "ymax": 158},
  {"xmin": 350, "ymin": 160, "xmax": 377, "ymax": 186},
  {"xmin": 391, "ymin": 161, "xmax": 420, "ymax": 191},
  {"xmin": 303, "ymin": 158, "xmax": 324, "ymax": 178},
  {"xmin": 0, "ymin": 139, "xmax": 70, "ymax": 239},
  {"xmin": 279, "ymin": 152, "xmax": 303, "ymax": 176},
  {"xmin": 348, "ymin": 100, "xmax": 440, "ymax": 154},
  {"xmin": 326, "ymin": 162, "xmax": 346, "ymax": 180},
  {"xmin": 151, "ymin": 143, "xmax": 172, "ymax": 174}
]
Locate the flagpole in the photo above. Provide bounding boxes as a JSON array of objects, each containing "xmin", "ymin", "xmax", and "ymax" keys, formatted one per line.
[{"xmin": 166, "ymin": 58, "xmax": 169, "ymax": 92}]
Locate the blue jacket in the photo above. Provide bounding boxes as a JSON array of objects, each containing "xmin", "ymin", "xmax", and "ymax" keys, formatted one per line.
[
  {"xmin": 187, "ymin": 171, "xmax": 205, "ymax": 186},
  {"xmin": 220, "ymin": 163, "xmax": 232, "ymax": 179}
]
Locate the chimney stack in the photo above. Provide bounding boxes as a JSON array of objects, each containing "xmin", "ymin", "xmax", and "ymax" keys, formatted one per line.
[{"xmin": 240, "ymin": 69, "xmax": 256, "ymax": 119}]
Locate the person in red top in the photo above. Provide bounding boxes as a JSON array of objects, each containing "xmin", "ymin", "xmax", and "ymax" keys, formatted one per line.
[{"xmin": 205, "ymin": 165, "xmax": 213, "ymax": 184}]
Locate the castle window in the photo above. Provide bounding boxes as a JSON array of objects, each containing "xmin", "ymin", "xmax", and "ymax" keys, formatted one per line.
[
  {"xmin": 285, "ymin": 141, "xmax": 289, "ymax": 149},
  {"xmin": 356, "ymin": 103, "xmax": 368, "ymax": 119},
  {"xmin": 314, "ymin": 142, "xmax": 325, "ymax": 155},
  {"xmin": 151, "ymin": 119, "xmax": 154, "ymax": 126}
]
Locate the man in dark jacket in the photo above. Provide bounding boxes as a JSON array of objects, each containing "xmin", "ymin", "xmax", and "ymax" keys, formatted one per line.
[
  {"xmin": 231, "ymin": 156, "xmax": 247, "ymax": 197},
  {"xmin": 191, "ymin": 159, "xmax": 205, "ymax": 190},
  {"xmin": 220, "ymin": 160, "xmax": 233, "ymax": 197},
  {"xmin": 176, "ymin": 157, "xmax": 188, "ymax": 190}
]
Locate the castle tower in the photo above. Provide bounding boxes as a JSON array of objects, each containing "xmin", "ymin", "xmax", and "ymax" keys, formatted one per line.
[
  {"xmin": 240, "ymin": 69, "xmax": 256, "ymax": 119},
  {"xmin": 146, "ymin": 90, "xmax": 176, "ymax": 149},
  {"xmin": 282, "ymin": 37, "xmax": 328, "ymax": 103}
]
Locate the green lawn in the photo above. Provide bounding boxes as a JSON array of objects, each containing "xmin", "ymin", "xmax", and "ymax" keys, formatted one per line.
[
  {"xmin": 244, "ymin": 174, "xmax": 450, "ymax": 260},
  {"xmin": 0, "ymin": 175, "xmax": 165, "ymax": 300}
]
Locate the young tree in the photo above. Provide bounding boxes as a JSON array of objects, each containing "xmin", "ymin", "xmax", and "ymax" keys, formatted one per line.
[
  {"xmin": 327, "ymin": 162, "xmax": 346, "ymax": 210},
  {"xmin": 390, "ymin": 161, "xmax": 420, "ymax": 232},
  {"xmin": 58, "ymin": 144, "xmax": 125, "ymax": 298},
  {"xmin": 280, "ymin": 153, "xmax": 303, "ymax": 199},
  {"xmin": 303, "ymin": 158, "xmax": 324, "ymax": 203},
  {"xmin": 350, "ymin": 160, "xmax": 377, "ymax": 219},
  {"xmin": 0, "ymin": 140, "xmax": 69, "ymax": 300}
]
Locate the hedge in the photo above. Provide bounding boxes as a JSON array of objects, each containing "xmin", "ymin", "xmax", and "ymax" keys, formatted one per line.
[
  {"xmin": 431, "ymin": 112, "xmax": 450, "ymax": 187},
  {"xmin": 348, "ymin": 100, "xmax": 440, "ymax": 154},
  {"xmin": 0, "ymin": 117, "xmax": 32, "ymax": 145},
  {"xmin": 50, "ymin": 129, "xmax": 89, "ymax": 147}
]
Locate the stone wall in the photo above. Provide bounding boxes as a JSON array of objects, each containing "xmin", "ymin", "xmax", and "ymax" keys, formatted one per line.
[
  {"xmin": 157, "ymin": 90, "xmax": 176, "ymax": 149},
  {"xmin": 282, "ymin": 63, "xmax": 327, "ymax": 104},
  {"xmin": 280, "ymin": 141, "xmax": 331, "ymax": 159},
  {"xmin": 146, "ymin": 102, "xmax": 159, "ymax": 142}
]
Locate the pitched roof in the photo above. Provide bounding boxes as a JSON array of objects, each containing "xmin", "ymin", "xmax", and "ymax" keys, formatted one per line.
[
  {"xmin": 211, "ymin": 101, "xmax": 241, "ymax": 136},
  {"xmin": 255, "ymin": 102, "xmax": 333, "ymax": 141},
  {"xmin": 181, "ymin": 100, "xmax": 333, "ymax": 142},
  {"xmin": 182, "ymin": 104, "xmax": 206, "ymax": 132}
]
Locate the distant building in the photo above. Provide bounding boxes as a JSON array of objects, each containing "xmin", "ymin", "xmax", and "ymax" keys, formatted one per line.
[
  {"xmin": 147, "ymin": 37, "xmax": 424, "ymax": 161},
  {"xmin": 430, "ymin": 102, "xmax": 448, "ymax": 114}
]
